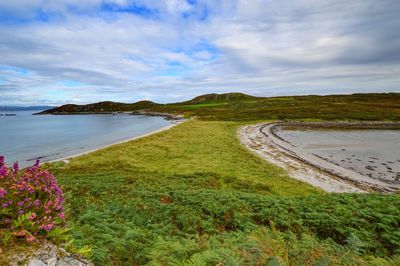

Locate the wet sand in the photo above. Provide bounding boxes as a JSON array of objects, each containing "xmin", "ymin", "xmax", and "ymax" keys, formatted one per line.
[
  {"xmin": 274, "ymin": 127, "xmax": 400, "ymax": 184},
  {"xmin": 238, "ymin": 122, "xmax": 400, "ymax": 193}
]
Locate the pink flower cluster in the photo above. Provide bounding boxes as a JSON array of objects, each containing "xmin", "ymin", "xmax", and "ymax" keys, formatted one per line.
[{"xmin": 0, "ymin": 156, "xmax": 65, "ymax": 243}]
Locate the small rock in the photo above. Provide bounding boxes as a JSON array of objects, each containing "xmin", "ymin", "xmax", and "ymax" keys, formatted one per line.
[
  {"xmin": 46, "ymin": 257, "xmax": 57, "ymax": 266},
  {"xmin": 28, "ymin": 259, "xmax": 46, "ymax": 266},
  {"xmin": 56, "ymin": 257, "xmax": 84, "ymax": 266},
  {"xmin": 365, "ymin": 166, "xmax": 374, "ymax": 171}
]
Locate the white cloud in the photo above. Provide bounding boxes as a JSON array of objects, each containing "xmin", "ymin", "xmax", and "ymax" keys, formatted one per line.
[{"xmin": 0, "ymin": 0, "xmax": 399, "ymax": 105}]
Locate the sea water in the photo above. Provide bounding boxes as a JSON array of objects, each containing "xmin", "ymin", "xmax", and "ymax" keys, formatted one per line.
[{"xmin": 0, "ymin": 110, "xmax": 171, "ymax": 167}]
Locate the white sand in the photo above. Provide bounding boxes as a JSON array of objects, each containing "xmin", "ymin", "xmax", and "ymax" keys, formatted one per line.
[{"xmin": 238, "ymin": 123, "xmax": 369, "ymax": 193}]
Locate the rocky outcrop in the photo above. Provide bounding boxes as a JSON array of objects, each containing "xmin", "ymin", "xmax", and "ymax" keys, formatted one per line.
[{"xmin": 8, "ymin": 242, "xmax": 93, "ymax": 266}]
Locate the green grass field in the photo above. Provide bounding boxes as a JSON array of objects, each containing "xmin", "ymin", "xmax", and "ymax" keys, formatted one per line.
[
  {"xmin": 46, "ymin": 120, "xmax": 400, "ymax": 265},
  {"xmin": 174, "ymin": 103, "xmax": 229, "ymax": 109}
]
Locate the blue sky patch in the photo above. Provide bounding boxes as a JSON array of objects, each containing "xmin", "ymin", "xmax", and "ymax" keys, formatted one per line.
[
  {"xmin": 59, "ymin": 80, "xmax": 87, "ymax": 87},
  {"xmin": 100, "ymin": 3, "xmax": 159, "ymax": 18},
  {"xmin": 0, "ymin": 65, "xmax": 29, "ymax": 75}
]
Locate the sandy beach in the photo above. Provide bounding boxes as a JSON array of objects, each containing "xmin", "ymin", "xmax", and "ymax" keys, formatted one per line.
[{"xmin": 238, "ymin": 122, "xmax": 400, "ymax": 193}]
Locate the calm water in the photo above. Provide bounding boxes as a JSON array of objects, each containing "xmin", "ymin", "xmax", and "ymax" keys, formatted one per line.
[
  {"xmin": 0, "ymin": 110, "xmax": 171, "ymax": 167},
  {"xmin": 275, "ymin": 128, "xmax": 400, "ymax": 183}
]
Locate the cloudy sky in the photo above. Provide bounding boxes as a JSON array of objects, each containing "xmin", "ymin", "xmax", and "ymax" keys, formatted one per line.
[{"xmin": 0, "ymin": 0, "xmax": 399, "ymax": 105}]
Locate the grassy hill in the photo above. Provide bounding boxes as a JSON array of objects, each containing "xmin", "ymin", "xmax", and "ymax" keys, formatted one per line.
[
  {"xmin": 151, "ymin": 92, "xmax": 400, "ymax": 121},
  {"xmin": 182, "ymin": 92, "xmax": 259, "ymax": 104},
  {"xmin": 36, "ymin": 100, "xmax": 158, "ymax": 114},
  {"xmin": 39, "ymin": 92, "xmax": 400, "ymax": 121}
]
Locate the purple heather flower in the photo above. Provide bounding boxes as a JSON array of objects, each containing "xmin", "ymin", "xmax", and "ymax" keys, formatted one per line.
[
  {"xmin": 0, "ymin": 187, "xmax": 7, "ymax": 198},
  {"xmin": 2, "ymin": 200, "xmax": 13, "ymax": 208},
  {"xmin": 13, "ymin": 162, "xmax": 19, "ymax": 174},
  {"xmin": 29, "ymin": 213, "xmax": 37, "ymax": 221},
  {"xmin": 39, "ymin": 223, "xmax": 54, "ymax": 231},
  {"xmin": 0, "ymin": 166, "xmax": 7, "ymax": 176},
  {"xmin": 58, "ymin": 212, "xmax": 65, "ymax": 219},
  {"xmin": 26, "ymin": 234, "xmax": 36, "ymax": 243},
  {"xmin": 1, "ymin": 155, "xmax": 65, "ymax": 241}
]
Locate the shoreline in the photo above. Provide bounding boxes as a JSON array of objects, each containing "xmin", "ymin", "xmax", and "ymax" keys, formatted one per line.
[
  {"xmin": 273, "ymin": 121, "xmax": 400, "ymax": 130},
  {"xmin": 130, "ymin": 110, "xmax": 185, "ymax": 120},
  {"xmin": 238, "ymin": 122, "xmax": 400, "ymax": 193},
  {"xmin": 46, "ymin": 119, "xmax": 185, "ymax": 164},
  {"xmin": 34, "ymin": 110, "xmax": 185, "ymax": 121}
]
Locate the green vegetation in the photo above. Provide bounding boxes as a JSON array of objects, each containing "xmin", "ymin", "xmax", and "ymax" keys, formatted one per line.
[
  {"xmin": 0, "ymin": 158, "xmax": 66, "ymax": 244},
  {"xmin": 46, "ymin": 121, "xmax": 400, "ymax": 265},
  {"xmin": 39, "ymin": 92, "xmax": 400, "ymax": 122},
  {"xmin": 181, "ymin": 92, "xmax": 258, "ymax": 104},
  {"xmin": 33, "ymin": 93, "xmax": 400, "ymax": 265},
  {"xmin": 175, "ymin": 102, "xmax": 228, "ymax": 109},
  {"xmin": 0, "ymin": 158, "xmax": 91, "ymax": 264},
  {"xmin": 36, "ymin": 100, "xmax": 158, "ymax": 114},
  {"xmin": 152, "ymin": 93, "xmax": 400, "ymax": 121}
]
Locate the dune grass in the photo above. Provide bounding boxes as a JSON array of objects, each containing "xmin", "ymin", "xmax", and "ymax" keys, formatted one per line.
[
  {"xmin": 46, "ymin": 120, "xmax": 400, "ymax": 265},
  {"xmin": 56, "ymin": 121, "xmax": 317, "ymax": 196}
]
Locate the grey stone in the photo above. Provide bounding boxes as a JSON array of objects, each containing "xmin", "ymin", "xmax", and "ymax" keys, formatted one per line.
[
  {"xmin": 55, "ymin": 257, "xmax": 84, "ymax": 266},
  {"xmin": 45, "ymin": 257, "xmax": 57, "ymax": 266},
  {"xmin": 28, "ymin": 258, "xmax": 46, "ymax": 266}
]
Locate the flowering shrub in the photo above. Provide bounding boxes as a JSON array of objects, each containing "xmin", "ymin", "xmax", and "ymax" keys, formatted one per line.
[{"xmin": 0, "ymin": 156, "xmax": 65, "ymax": 243}]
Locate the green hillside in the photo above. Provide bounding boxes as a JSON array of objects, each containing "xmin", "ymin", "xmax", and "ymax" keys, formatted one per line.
[
  {"xmin": 151, "ymin": 92, "xmax": 400, "ymax": 121},
  {"xmin": 36, "ymin": 100, "xmax": 159, "ymax": 114},
  {"xmin": 39, "ymin": 92, "xmax": 400, "ymax": 122},
  {"xmin": 182, "ymin": 92, "xmax": 259, "ymax": 104}
]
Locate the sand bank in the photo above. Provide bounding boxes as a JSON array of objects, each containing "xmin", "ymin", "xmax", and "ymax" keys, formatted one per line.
[{"xmin": 238, "ymin": 122, "xmax": 400, "ymax": 193}]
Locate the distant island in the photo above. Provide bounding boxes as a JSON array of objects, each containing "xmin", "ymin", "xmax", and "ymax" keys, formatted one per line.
[
  {"xmin": 36, "ymin": 92, "xmax": 400, "ymax": 122},
  {"xmin": 0, "ymin": 105, "xmax": 55, "ymax": 111}
]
